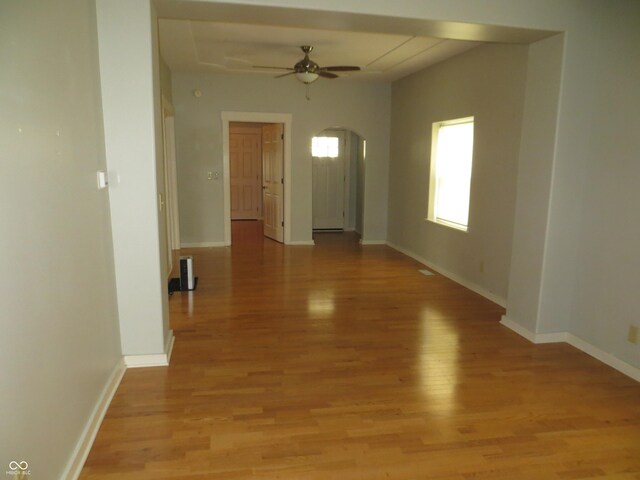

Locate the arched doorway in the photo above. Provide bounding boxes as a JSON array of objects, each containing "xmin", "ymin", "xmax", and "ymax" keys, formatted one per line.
[{"xmin": 311, "ymin": 128, "xmax": 366, "ymax": 236}]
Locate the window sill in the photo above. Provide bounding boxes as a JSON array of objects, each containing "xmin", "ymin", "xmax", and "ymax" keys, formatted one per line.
[{"xmin": 425, "ymin": 218, "xmax": 468, "ymax": 233}]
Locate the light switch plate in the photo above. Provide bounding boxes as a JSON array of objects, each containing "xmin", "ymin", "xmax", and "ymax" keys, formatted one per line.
[{"xmin": 97, "ymin": 171, "xmax": 108, "ymax": 189}]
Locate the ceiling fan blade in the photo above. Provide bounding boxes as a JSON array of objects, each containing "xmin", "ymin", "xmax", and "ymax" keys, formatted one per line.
[
  {"xmin": 320, "ymin": 66, "xmax": 361, "ymax": 72},
  {"xmin": 253, "ymin": 65, "xmax": 295, "ymax": 71},
  {"xmin": 318, "ymin": 71, "xmax": 339, "ymax": 79},
  {"xmin": 275, "ymin": 71, "xmax": 296, "ymax": 79}
]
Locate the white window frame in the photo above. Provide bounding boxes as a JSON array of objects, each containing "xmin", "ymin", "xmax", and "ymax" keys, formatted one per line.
[{"xmin": 427, "ymin": 116, "xmax": 474, "ymax": 232}]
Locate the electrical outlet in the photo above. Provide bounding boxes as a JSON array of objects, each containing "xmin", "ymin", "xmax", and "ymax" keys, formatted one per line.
[{"xmin": 628, "ymin": 325, "xmax": 638, "ymax": 345}]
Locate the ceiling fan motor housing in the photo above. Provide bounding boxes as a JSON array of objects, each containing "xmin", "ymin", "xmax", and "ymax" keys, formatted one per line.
[
  {"xmin": 253, "ymin": 45, "xmax": 359, "ymax": 83},
  {"xmin": 295, "ymin": 46, "xmax": 319, "ymax": 73}
]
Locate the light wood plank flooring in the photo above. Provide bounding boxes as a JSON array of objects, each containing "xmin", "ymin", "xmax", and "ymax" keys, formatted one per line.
[{"xmin": 81, "ymin": 222, "xmax": 640, "ymax": 479}]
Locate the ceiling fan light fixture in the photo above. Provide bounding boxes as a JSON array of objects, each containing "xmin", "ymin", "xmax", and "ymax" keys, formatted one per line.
[{"xmin": 295, "ymin": 71, "xmax": 319, "ymax": 84}]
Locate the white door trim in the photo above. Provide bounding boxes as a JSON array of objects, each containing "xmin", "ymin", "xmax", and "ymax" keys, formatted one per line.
[
  {"xmin": 342, "ymin": 131, "xmax": 352, "ymax": 231},
  {"xmin": 221, "ymin": 112, "xmax": 292, "ymax": 245},
  {"xmin": 161, "ymin": 95, "xmax": 180, "ymax": 273}
]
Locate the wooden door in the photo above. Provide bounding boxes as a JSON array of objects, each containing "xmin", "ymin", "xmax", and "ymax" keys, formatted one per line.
[
  {"xmin": 312, "ymin": 132, "xmax": 345, "ymax": 230},
  {"xmin": 230, "ymin": 125, "xmax": 262, "ymax": 220},
  {"xmin": 262, "ymin": 124, "xmax": 284, "ymax": 243}
]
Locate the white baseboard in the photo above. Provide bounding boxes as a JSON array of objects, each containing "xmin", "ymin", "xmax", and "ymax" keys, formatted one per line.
[
  {"xmin": 165, "ymin": 331, "xmax": 175, "ymax": 364},
  {"xmin": 62, "ymin": 332, "xmax": 177, "ymax": 478},
  {"xmin": 124, "ymin": 330, "xmax": 175, "ymax": 368},
  {"xmin": 62, "ymin": 358, "xmax": 126, "ymax": 480},
  {"xmin": 387, "ymin": 241, "xmax": 507, "ymax": 307},
  {"xmin": 287, "ymin": 240, "xmax": 315, "ymax": 246},
  {"xmin": 180, "ymin": 241, "xmax": 227, "ymax": 248},
  {"xmin": 565, "ymin": 334, "xmax": 640, "ymax": 382},
  {"xmin": 359, "ymin": 239, "xmax": 387, "ymax": 245},
  {"xmin": 499, "ymin": 316, "xmax": 537, "ymax": 342},
  {"xmin": 499, "ymin": 316, "xmax": 567, "ymax": 343},
  {"xmin": 500, "ymin": 316, "xmax": 640, "ymax": 382}
]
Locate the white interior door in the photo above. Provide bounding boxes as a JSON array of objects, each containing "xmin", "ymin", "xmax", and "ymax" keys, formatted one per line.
[
  {"xmin": 230, "ymin": 125, "xmax": 262, "ymax": 220},
  {"xmin": 312, "ymin": 131, "xmax": 345, "ymax": 230},
  {"xmin": 262, "ymin": 124, "xmax": 284, "ymax": 243}
]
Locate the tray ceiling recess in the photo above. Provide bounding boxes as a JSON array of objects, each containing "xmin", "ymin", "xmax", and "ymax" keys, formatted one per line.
[{"xmin": 158, "ymin": 19, "xmax": 481, "ymax": 83}]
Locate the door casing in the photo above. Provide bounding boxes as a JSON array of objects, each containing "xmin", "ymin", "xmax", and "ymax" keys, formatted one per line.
[
  {"xmin": 221, "ymin": 112, "xmax": 292, "ymax": 245},
  {"xmin": 161, "ymin": 95, "xmax": 180, "ymax": 273}
]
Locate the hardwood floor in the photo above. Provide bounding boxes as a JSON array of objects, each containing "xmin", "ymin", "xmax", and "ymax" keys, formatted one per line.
[{"xmin": 81, "ymin": 223, "xmax": 640, "ymax": 479}]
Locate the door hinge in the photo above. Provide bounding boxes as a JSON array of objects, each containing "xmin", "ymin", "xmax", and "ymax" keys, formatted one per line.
[
  {"xmin": 281, "ymin": 178, "xmax": 284, "ymax": 184},
  {"xmin": 281, "ymin": 221, "xmax": 284, "ymax": 227},
  {"xmin": 281, "ymin": 133, "xmax": 284, "ymax": 140}
]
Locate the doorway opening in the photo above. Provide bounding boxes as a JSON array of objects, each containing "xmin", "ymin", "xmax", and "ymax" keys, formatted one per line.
[
  {"xmin": 312, "ymin": 128, "xmax": 366, "ymax": 237},
  {"xmin": 229, "ymin": 123, "xmax": 264, "ymax": 221},
  {"xmin": 228, "ymin": 121, "xmax": 284, "ymax": 244},
  {"xmin": 222, "ymin": 112, "xmax": 292, "ymax": 245}
]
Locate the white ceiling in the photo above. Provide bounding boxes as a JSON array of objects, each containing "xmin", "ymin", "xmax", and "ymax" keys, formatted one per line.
[{"xmin": 158, "ymin": 20, "xmax": 481, "ymax": 82}]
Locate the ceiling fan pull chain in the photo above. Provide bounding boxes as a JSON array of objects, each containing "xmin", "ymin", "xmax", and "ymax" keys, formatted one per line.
[{"xmin": 306, "ymin": 83, "xmax": 311, "ymax": 101}]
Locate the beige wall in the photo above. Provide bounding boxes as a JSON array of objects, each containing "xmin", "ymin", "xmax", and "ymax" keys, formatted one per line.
[
  {"xmin": 506, "ymin": 34, "xmax": 564, "ymax": 332},
  {"xmin": 541, "ymin": 2, "xmax": 640, "ymax": 364},
  {"xmin": 96, "ymin": 0, "xmax": 170, "ymax": 355},
  {"xmin": 173, "ymin": 72, "xmax": 391, "ymax": 244},
  {"xmin": 388, "ymin": 43, "xmax": 528, "ymax": 303},
  {"xmin": 0, "ymin": 0, "xmax": 121, "ymax": 477}
]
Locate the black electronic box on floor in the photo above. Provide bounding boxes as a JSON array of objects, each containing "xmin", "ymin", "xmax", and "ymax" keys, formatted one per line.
[{"xmin": 168, "ymin": 255, "xmax": 198, "ymax": 294}]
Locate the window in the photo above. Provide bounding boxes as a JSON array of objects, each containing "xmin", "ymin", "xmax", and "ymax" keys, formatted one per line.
[
  {"xmin": 427, "ymin": 117, "xmax": 474, "ymax": 231},
  {"xmin": 312, "ymin": 136, "xmax": 339, "ymax": 158}
]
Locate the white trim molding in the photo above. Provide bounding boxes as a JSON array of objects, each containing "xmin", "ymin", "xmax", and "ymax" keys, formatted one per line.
[
  {"xmin": 180, "ymin": 241, "xmax": 228, "ymax": 248},
  {"xmin": 499, "ymin": 316, "xmax": 567, "ymax": 343},
  {"xmin": 359, "ymin": 239, "xmax": 387, "ymax": 245},
  {"xmin": 124, "ymin": 330, "xmax": 175, "ymax": 368},
  {"xmin": 500, "ymin": 316, "xmax": 640, "ymax": 382},
  {"xmin": 287, "ymin": 240, "xmax": 315, "ymax": 246},
  {"xmin": 565, "ymin": 334, "xmax": 640, "ymax": 382},
  {"xmin": 62, "ymin": 359, "xmax": 126, "ymax": 480},
  {"xmin": 387, "ymin": 241, "xmax": 507, "ymax": 307},
  {"xmin": 63, "ymin": 332, "xmax": 176, "ymax": 478}
]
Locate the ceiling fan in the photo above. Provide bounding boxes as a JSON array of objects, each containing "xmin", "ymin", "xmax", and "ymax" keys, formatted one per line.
[{"xmin": 254, "ymin": 45, "xmax": 361, "ymax": 84}]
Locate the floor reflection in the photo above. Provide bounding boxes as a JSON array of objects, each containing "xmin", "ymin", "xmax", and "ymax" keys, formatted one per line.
[{"xmin": 418, "ymin": 307, "xmax": 459, "ymax": 415}]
